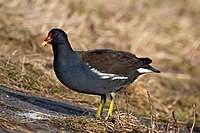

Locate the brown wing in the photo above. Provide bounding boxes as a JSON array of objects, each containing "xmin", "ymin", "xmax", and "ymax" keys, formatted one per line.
[{"xmin": 79, "ymin": 49, "xmax": 146, "ymax": 75}]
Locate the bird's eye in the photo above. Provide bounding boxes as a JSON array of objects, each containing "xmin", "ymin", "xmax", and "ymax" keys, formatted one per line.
[{"xmin": 53, "ymin": 32, "xmax": 59, "ymax": 37}]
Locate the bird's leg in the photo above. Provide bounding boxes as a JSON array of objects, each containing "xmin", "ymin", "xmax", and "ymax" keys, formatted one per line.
[
  {"xmin": 106, "ymin": 92, "xmax": 116, "ymax": 119},
  {"xmin": 95, "ymin": 95, "xmax": 106, "ymax": 118}
]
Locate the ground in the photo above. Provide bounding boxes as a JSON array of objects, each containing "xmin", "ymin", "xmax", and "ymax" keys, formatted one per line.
[{"xmin": 0, "ymin": 0, "xmax": 200, "ymax": 132}]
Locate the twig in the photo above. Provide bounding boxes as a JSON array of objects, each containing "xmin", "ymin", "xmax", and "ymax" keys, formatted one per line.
[
  {"xmin": 190, "ymin": 104, "xmax": 196, "ymax": 133},
  {"xmin": 147, "ymin": 91, "xmax": 154, "ymax": 132},
  {"xmin": 115, "ymin": 100, "xmax": 120, "ymax": 117},
  {"xmin": 125, "ymin": 92, "xmax": 129, "ymax": 118},
  {"xmin": 115, "ymin": 99, "xmax": 123, "ymax": 127},
  {"xmin": 165, "ymin": 121, "xmax": 170, "ymax": 133},
  {"xmin": 21, "ymin": 56, "xmax": 26, "ymax": 75},
  {"xmin": 172, "ymin": 111, "xmax": 179, "ymax": 132}
]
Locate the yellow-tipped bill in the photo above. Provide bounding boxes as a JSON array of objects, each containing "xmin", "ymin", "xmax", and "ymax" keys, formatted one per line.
[
  {"xmin": 42, "ymin": 32, "xmax": 52, "ymax": 46},
  {"xmin": 42, "ymin": 41, "xmax": 48, "ymax": 46}
]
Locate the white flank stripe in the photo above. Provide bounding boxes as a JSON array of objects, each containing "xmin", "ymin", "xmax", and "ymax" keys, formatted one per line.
[
  {"xmin": 101, "ymin": 75, "xmax": 112, "ymax": 79},
  {"xmin": 112, "ymin": 76, "xmax": 128, "ymax": 80},
  {"xmin": 90, "ymin": 68, "xmax": 115, "ymax": 78},
  {"xmin": 90, "ymin": 68, "xmax": 128, "ymax": 80},
  {"xmin": 137, "ymin": 68, "xmax": 153, "ymax": 73}
]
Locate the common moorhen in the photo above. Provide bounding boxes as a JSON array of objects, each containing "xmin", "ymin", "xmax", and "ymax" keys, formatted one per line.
[{"xmin": 42, "ymin": 28, "xmax": 160, "ymax": 119}]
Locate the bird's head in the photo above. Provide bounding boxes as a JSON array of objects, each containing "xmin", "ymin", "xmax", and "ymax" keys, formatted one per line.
[{"xmin": 42, "ymin": 28, "xmax": 68, "ymax": 46}]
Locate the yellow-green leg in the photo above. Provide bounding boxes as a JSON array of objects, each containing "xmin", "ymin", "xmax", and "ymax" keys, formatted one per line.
[
  {"xmin": 95, "ymin": 95, "xmax": 106, "ymax": 118},
  {"xmin": 106, "ymin": 92, "xmax": 116, "ymax": 119}
]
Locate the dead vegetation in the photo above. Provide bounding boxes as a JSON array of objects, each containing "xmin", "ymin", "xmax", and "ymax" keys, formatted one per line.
[{"xmin": 0, "ymin": 0, "xmax": 200, "ymax": 132}]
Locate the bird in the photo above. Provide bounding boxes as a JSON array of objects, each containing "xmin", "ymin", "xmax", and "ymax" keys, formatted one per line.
[{"xmin": 42, "ymin": 28, "xmax": 160, "ymax": 119}]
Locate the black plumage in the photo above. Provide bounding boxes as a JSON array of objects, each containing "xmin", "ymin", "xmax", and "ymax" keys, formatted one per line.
[{"xmin": 42, "ymin": 28, "xmax": 160, "ymax": 119}]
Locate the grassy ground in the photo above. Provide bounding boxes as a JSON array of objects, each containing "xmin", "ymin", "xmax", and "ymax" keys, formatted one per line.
[{"xmin": 0, "ymin": 0, "xmax": 200, "ymax": 132}]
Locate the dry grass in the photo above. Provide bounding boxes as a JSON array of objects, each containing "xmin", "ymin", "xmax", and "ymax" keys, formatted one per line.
[{"xmin": 0, "ymin": 0, "xmax": 200, "ymax": 132}]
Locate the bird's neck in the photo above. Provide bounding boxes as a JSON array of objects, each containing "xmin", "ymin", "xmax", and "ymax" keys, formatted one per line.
[
  {"xmin": 52, "ymin": 41, "xmax": 73, "ymax": 55},
  {"xmin": 52, "ymin": 42, "xmax": 79, "ymax": 67}
]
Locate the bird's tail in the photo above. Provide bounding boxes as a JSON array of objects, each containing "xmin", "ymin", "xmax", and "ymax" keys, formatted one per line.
[
  {"xmin": 137, "ymin": 57, "xmax": 160, "ymax": 74},
  {"xmin": 144, "ymin": 65, "xmax": 160, "ymax": 73}
]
